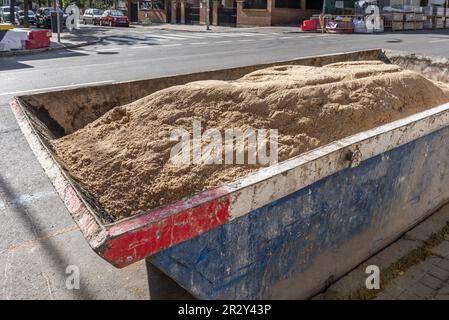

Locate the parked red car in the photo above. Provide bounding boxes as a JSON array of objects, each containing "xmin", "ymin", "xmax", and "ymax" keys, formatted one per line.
[{"xmin": 99, "ymin": 10, "xmax": 129, "ymax": 27}]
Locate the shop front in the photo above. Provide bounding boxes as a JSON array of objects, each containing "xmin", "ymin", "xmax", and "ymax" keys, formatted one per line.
[
  {"xmin": 227, "ymin": 0, "xmax": 322, "ymax": 26},
  {"xmin": 125, "ymin": 0, "xmax": 321, "ymax": 26}
]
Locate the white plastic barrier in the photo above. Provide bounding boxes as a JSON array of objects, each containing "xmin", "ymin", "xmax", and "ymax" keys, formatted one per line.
[{"xmin": 0, "ymin": 29, "xmax": 29, "ymax": 51}]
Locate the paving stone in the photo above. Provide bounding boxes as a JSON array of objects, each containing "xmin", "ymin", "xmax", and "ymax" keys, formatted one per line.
[
  {"xmin": 366, "ymin": 239, "xmax": 421, "ymax": 269},
  {"xmin": 418, "ymin": 273, "xmax": 443, "ymax": 290},
  {"xmin": 433, "ymin": 294, "xmax": 449, "ymax": 300},
  {"xmin": 396, "ymin": 289, "xmax": 422, "ymax": 300},
  {"xmin": 319, "ymin": 267, "xmax": 367, "ymax": 299},
  {"xmin": 375, "ymin": 291, "xmax": 394, "ymax": 300},
  {"xmin": 437, "ymin": 284, "xmax": 449, "ymax": 295},
  {"xmin": 427, "ymin": 256, "xmax": 444, "ymax": 268},
  {"xmin": 430, "ymin": 241, "xmax": 449, "ymax": 259},
  {"xmin": 408, "ymin": 281, "xmax": 437, "ymax": 299},
  {"xmin": 323, "ymin": 239, "xmax": 421, "ymax": 299},
  {"xmin": 417, "ymin": 205, "xmax": 449, "ymax": 230},
  {"xmin": 404, "ymin": 218, "xmax": 444, "ymax": 242},
  {"xmin": 421, "ymin": 261, "xmax": 449, "ymax": 282},
  {"xmin": 378, "ymin": 282, "xmax": 406, "ymax": 299},
  {"xmin": 437, "ymin": 259, "xmax": 449, "ymax": 272}
]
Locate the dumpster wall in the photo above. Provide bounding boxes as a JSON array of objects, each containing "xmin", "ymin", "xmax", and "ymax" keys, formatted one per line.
[{"xmin": 151, "ymin": 123, "xmax": 449, "ymax": 299}]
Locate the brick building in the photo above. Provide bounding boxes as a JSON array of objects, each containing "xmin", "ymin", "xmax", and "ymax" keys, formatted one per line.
[{"xmin": 127, "ymin": 0, "xmax": 322, "ymax": 26}]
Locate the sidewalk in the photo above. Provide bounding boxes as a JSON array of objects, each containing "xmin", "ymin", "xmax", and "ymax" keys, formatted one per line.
[
  {"xmin": 315, "ymin": 203, "xmax": 449, "ymax": 300},
  {"xmin": 0, "ymin": 26, "xmax": 103, "ymax": 57}
]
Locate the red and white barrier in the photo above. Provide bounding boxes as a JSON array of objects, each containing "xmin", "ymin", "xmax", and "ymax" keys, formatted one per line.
[
  {"xmin": 0, "ymin": 29, "xmax": 28, "ymax": 51},
  {"xmin": 25, "ymin": 29, "xmax": 51, "ymax": 49},
  {"xmin": 0, "ymin": 28, "xmax": 51, "ymax": 51}
]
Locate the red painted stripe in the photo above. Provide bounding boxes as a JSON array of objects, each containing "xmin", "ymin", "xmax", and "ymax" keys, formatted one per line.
[
  {"xmin": 100, "ymin": 195, "xmax": 231, "ymax": 268},
  {"xmin": 107, "ymin": 186, "xmax": 231, "ymax": 237}
]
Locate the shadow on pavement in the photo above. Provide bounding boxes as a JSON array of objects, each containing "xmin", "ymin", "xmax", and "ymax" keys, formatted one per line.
[
  {"xmin": 0, "ymin": 174, "xmax": 95, "ymax": 299},
  {"xmin": 0, "ymin": 50, "xmax": 89, "ymax": 71}
]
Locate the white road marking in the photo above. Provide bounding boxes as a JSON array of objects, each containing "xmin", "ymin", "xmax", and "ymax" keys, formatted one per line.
[
  {"xmin": 215, "ymin": 40, "xmax": 232, "ymax": 43},
  {"xmin": 238, "ymin": 39, "xmax": 256, "ymax": 42},
  {"xmin": 131, "ymin": 45, "xmax": 152, "ymax": 49},
  {"xmin": 227, "ymin": 33, "xmax": 262, "ymax": 37},
  {"xmin": 105, "ymin": 36, "xmax": 142, "ymax": 42},
  {"xmin": 428, "ymin": 38, "xmax": 449, "ymax": 43},
  {"xmin": 95, "ymin": 47, "xmax": 121, "ymax": 52},
  {"xmin": 56, "ymin": 50, "xmax": 93, "ymax": 55},
  {"xmin": 0, "ymin": 80, "xmax": 115, "ymax": 97},
  {"xmin": 159, "ymin": 43, "xmax": 182, "ymax": 47},
  {"xmin": 190, "ymin": 42, "xmax": 209, "ymax": 45},
  {"xmin": 169, "ymin": 33, "xmax": 204, "ymax": 39},
  {"xmin": 146, "ymin": 37, "xmax": 169, "ymax": 42},
  {"xmin": 148, "ymin": 34, "xmax": 191, "ymax": 40},
  {"xmin": 188, "ymin": 33, "xmax": 224, "ymax": 38}
]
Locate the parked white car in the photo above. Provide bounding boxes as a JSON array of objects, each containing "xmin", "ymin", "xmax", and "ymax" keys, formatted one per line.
[
  {"xmin": 0, "ymin": 5, "xmax": 20, "ymax": 23},
  {"xmin": 82, "ymin": 8, "xmax": 103, "ymax": 25}
]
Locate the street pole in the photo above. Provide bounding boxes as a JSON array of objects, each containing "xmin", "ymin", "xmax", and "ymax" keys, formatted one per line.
[
  {"xmin": 54, "ymin": 0, "xmax": 61, "ymax": 43},
  {"xmin": 10, "ymin": 0, "xmax": 15, "ymax": 25},
  {"xmin": 206, "ymin": 0, "xmax": 210, "ymax": 30}
]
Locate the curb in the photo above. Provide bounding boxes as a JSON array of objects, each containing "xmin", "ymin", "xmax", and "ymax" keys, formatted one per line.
[{"xmin": 0, "ymin": 38, "xmax": 102, "ymax": 57}]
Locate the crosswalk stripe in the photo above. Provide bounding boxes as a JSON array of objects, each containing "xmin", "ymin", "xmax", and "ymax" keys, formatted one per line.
[
  {"xmin": 222, "ymin": 33, "xmax": 262, "ymax": 37},
  {"xmin": 146, "ymin": 37, "xmax": 169, "ymax": 41},
  {"xmin": 168, "ymin": 33, "xmax": 204, "ymax": 39},
  {"xmin": 160, "ymin": 43, "xmax": 183, "ymax": 47},
  {"xmin": 102, "ymin": 31, "xmax": 305, "ymax": 47},
  {"xmin": 106, "ymin": 36, "xmax": 142, "ymax": 42},
  {"xmin": 148, "ymin": 34, "xmax": 191, "ymax": 40},
  {"xmin": 186, "ymin": 33, "xmax": 224, "ymax": 38}
]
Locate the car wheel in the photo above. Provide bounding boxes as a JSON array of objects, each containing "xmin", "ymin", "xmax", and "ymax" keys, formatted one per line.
[{"xmin": 83, "ymin": 19, "xmax": 87, "ymax": 25}]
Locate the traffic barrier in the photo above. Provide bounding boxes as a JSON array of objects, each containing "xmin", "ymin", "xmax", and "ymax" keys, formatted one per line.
[
  {"xmin": 0, "ymin": 28, "xmax": 28, "ymax": 51},
  {"xmin": 25, "ymin": 29, "xmax": 51, "ymax": 49},
  {"xmin": 302, "ymin": 19, "xmax": 318, "ymax": 31}
]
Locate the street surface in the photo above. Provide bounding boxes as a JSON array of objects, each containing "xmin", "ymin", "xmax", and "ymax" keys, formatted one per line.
[{"xmin": 1, "ymin": 25, "xmax": 449, "ymax": 299}]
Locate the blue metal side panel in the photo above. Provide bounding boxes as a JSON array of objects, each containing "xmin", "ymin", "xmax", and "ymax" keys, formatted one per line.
[{"xmin": 150, "ymin": 126, "xmax": 449, "ymax": 299}]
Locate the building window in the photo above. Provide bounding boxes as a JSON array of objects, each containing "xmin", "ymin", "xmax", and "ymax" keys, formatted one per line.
[
  {"xmin": 275, "ymin": 0, "xmax": 300, "ymax": 8},
  {"xmin": 140, "ymin": 0, "xmax": 165, "ymax": 10},
  {"xmin": 243, "ymin": 0, "xmax": 267, "ymax": 9},
  {"xmin": 306, "ymin": 0, "xmax": 323, "ymax": 10}
]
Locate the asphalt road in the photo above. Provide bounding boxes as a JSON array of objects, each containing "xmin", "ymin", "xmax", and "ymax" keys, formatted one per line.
[
  {"xmin": 2, "ymin": 27, "xmax": 449, "ymax": 95},
  {"xmin": 1, "ymin": 26, "xmax": 449, "ymax": 299}
]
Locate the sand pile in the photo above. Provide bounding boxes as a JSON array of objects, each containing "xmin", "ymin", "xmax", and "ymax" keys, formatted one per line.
[{"xmin": 52, "ymin": 61, "xmax": 449, "ymax": 220}]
